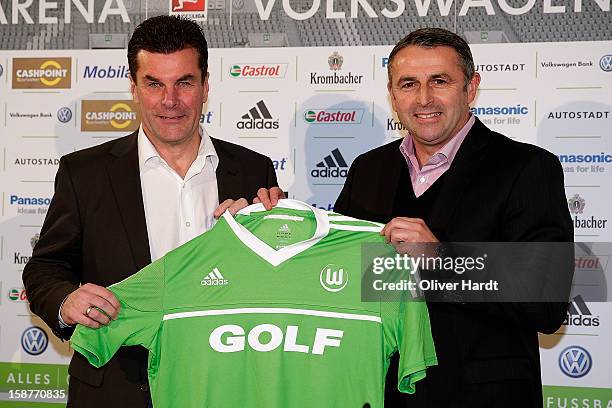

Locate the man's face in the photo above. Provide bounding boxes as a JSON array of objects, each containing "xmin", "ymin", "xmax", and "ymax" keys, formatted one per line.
[
  {"xmin": 130, "ymin": 48, "xmax": 208, "ymax": 147},
  {"xmin": 388, "ymin": 45, "xmax": 480, "ymax": 151}
]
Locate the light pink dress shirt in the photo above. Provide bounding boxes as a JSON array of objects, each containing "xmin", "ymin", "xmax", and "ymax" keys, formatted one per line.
[{"xmin": 399, "ymin": 115, "xmax": 475, "ymax": 197}]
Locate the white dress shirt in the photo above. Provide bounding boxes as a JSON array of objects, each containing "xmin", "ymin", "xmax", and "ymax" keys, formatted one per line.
[
  {"xmin": 58, "ymin": 126, "xmax": 219, "ymax": 328},
  {"xmin": 138, "ymin": 126, "xmax": 219, "ymax": 261},
  {"xmin": 59, "ymin": 126, "xmax": 219, "ymax": 327}
]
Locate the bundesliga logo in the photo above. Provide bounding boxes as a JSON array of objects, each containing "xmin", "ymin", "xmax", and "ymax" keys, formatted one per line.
[
  {"xmin": 171, "ymin": 0, "xmax": 205, "ymax": 11},
  {"xmin": 170, "ymin": 0, "xmax": 207, "ymax": 21}
]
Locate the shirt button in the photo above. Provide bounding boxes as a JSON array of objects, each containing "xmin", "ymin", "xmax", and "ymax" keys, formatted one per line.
[
  {"xmin": 186, "ymin": 221, "xmax": 191, "ymax": 227},
  {"xmin": 419, "ymin": 176, "xmax": 426, "ymax": 183}
]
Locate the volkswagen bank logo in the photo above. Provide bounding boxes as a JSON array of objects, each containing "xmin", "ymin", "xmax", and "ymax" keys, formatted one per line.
[
  {"xmin": 600, "ymin": 55, "xmax": 612, "ymax": 72},
  {"xmin": 21, "ymin": 326, "xmax": 49, "ymax": 356},
  {"xmin": 57, "ymin": 107, "xmax": 72, "ymax": 123},
  {"xmin": 559, "ymin": 346, "xmax": 592, "ymax": 378}
]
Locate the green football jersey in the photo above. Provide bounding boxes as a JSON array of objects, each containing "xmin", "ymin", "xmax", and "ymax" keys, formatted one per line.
[{"xmin": 71, "ymin": 199, "xmax": 437, "ymax": 408}]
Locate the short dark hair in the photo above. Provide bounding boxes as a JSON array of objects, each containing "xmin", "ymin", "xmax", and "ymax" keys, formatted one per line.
[
  {"xmin": 387, "ymin": 28, "xmax": 475, "ymax": 85},
  {"xmin": 127, "ymin": 15, "xmax": 208, "ymax": 83}
]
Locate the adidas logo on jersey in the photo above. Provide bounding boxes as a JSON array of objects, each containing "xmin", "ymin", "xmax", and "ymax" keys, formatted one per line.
[
  {"xmin": 276, "ymin": 223, "xmax": 292, "ymax": 239},
  {"xmin": 311, "ymin": 149, "xmax": 348, "ymax": 178},
  {"xmin": 201, "ymin": 268, "xmax": 229, "ymax": 286},
  {"xmin": 564, "ymin": 295, "xmax": 600, "ymax": 327},
  {"xmin": 236, "ymin": 100, "xmax": 279, "ymax": 129}
]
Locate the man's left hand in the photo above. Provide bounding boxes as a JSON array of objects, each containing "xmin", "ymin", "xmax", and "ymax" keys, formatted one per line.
[
  {"xmin": 381, "ymin": 217, "xmax": 439, "ymax": 244},
  {"xmin": 213, "ymin": 187, "xmax": 285, "ymax": 218},
  {"xmin": 253, "ymin": 187, "xmax": 285, "ymax": 209}
]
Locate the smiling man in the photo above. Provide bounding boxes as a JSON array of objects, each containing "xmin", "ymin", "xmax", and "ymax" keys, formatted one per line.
[
  {"xmin": 335, "ymin": 28, "xmax": 573, "ymax": 407},
  {"xmin": 23, "ymin": 16, "xmax": 281, "ymax": 408}
]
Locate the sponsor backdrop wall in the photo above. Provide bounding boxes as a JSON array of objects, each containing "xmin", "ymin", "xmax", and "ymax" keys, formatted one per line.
[{"xmin": 1, "ymin": 13, "xmax": 612, "ymax": 408}]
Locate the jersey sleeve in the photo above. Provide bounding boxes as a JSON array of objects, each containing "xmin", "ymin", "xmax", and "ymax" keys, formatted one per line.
[
  {"xmin": 382, "ymin": 298, "xmax": 438, "ymax": 394},
  {"xmin": 70, "ymin": 258, "xmax": 166, "ymax": 368}
]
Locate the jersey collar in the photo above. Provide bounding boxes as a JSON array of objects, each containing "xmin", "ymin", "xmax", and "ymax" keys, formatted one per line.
[{"xmin": 221, "ymin": 199, "xmax": 329, "ymax": 267}]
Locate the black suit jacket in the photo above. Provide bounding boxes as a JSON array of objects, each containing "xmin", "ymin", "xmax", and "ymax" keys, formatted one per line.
[
  {"xmin": 335, "ymin": 118, "xmax": 573, "ymax": 408},
  {"xmin": 23, "ymin": 131, "xmax": 278, "ymax": 408}
]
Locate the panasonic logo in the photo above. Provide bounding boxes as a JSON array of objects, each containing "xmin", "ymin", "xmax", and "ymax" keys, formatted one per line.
[
  {"xmin": 557, "ymin": 153, "xmax": 612, "ymax": 163},
  {"xmin": 470, "ymin": 105, "xmax": 529, "ymax": 115},
  {"xmin": 10, "ymin": 195, "xmax": 52, "ymax": 206}
]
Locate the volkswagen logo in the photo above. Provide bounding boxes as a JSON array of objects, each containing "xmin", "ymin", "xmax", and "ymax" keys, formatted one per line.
[
  {"xmin": 57, "ymin": 107, "xmax": 73, "ymax": 123},
  {"xmin": 600, "ymin": 55, "xmax": 612, "ymax": 72},
  {"xmin": 559, "ymin": 345, "xmax": 592, "ymax": 378},
  {"xmin": 21, "ymin": 326, "xmax": 49, "ymax": 356}
]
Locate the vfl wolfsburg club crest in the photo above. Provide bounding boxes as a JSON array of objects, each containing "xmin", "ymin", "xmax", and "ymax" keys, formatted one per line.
[
  {"xmin": 320, "ymin": 264, "xmax": 348, "ymax": 292},
  {"xmin": 568, "ymin": 194, "xmax": 586, "ymax": 214},
  {"xmin": 328, "ymin": 52, "xmax": 343, "ymax": 71}
]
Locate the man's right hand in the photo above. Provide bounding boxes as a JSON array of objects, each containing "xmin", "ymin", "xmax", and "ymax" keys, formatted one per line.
[{"xmin": 60, "ymin": 283, "xmax": 121, "ymax": 328}]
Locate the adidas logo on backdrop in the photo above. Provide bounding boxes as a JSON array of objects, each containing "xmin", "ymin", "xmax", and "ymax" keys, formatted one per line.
[
  {"xmin": 311, "ymin": 148, "xmax": 348, "ymax": 178},
  {"xmin": 564, "ymin": 295, "xmax": 600, "ymax": 327},
  {"xmin": 236, "ymin": 100, "xmax": 279, "ymax": 130}
]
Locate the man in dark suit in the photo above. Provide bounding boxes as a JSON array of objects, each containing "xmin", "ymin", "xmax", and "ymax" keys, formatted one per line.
[
  {"xmin": 334, "ymin": 28, "xmax": 573, "ymax": 407},
  {"xmin": 23, "ymin": 16, "xmax": 281, "ymax": 407}
]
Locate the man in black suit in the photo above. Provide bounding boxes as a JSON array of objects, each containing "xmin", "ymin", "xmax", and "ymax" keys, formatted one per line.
[
  {"xmin": 23, "ymin": 16, "xmax": 281, "ymax": 407},
  {"xmin": 334, "ymin": 28, "xmax": 573, "ymax": 407}
]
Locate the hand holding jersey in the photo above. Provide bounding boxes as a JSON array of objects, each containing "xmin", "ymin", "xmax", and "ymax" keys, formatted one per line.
[
  {"xmin": 61, "ymin": 283, "xmax": 121, "ymax": 328},
  {"xmin": 213, "ymin": 186, "xmax": 286, "ymax": 218},
  {"xmin": 381, "ymin": 217, "xmax": 439, "ymax": 245}
]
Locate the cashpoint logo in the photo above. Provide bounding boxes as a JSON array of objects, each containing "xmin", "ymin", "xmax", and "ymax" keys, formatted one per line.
[
  {"xmin": 12, "ymin": 58, "xmax": 71, "ymax": 89},
  {"xmin": 81, "ymin": 100, "xmax": 139, "ymax": 132}
]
